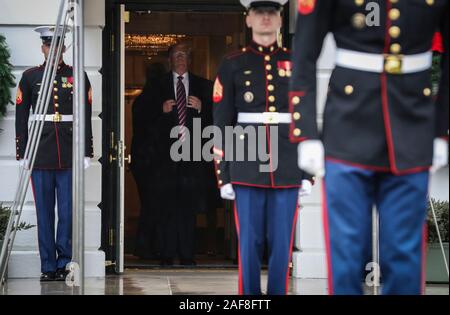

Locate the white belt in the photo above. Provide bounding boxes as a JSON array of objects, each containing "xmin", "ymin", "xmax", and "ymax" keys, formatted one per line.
[
  {"xmin": 237, "ymin": 112, "xmax": 292, "ymax": 124},
  {"xmin": 335, "ymin": 48, "xmax": 433, "ymax": 74},
  {"xmin": 30, "ymin": 114, "xmax": 73, "ymax": 122}
]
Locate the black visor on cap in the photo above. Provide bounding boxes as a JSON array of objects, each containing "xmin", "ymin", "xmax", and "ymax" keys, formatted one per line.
[
  {"xmin": 42, "ymin": 36, "xmax": 63, "ymax": 46},
  {"xmin": 249, "ymin": 1, "xmax": 282, "ymax": 10}
]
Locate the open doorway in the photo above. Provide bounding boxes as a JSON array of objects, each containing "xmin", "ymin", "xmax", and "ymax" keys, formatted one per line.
[{"xmin": 122, "ymin": 10, "xmax": 247, "ymax": 268}]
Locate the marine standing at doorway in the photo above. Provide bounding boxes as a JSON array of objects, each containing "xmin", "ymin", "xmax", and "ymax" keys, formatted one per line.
[
  {"xmin": 15, "ymin": 26, "xmax": 93, "ymax": 281},
  {"xmin": 289, "ymin": 0, "xmax": 448, "ymax": 294},
  {"xmin": 213, "ymin": 0, "xmax": 314, "ymax": 295}
]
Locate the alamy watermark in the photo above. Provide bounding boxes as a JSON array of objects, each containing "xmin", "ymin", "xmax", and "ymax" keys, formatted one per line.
[
  {"xmin": 169, "ymin": 118, "xmax": 280, "ymax": 173},
  {"xmin": 365, "ymin": 2, "xmax": 381, "ymax": 27}
]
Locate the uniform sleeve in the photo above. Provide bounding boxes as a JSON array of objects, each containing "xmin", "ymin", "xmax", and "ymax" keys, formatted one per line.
[
  {"xmin": 436, "ymin": 4, "xmax": 449, "ymax": 140},
  {"xmin": 85, "ymin": 72, "xmax": 94, "ymax": 158},
  {"xmin": 289, "ymin": 0, "xmax": 334, "ymax": 143},
  {"xmin": 15, "ymin": 73, "xmax": 32, "ymax": 160},
  {"xmin": 213, "ymin": 59, "xmax": 236, "ymax": 187}
]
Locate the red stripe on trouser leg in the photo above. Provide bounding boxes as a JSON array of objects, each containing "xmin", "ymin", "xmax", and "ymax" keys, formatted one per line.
[
  {"xmin": 321, "ymin": 180, "xmax": 334, "ymax": 295},
  {"xmin": 285, "ymin": 202, "xmax": 300, "ymax": 295},
  {"xmin": 233, "ymin": 202, "xmax": 243, "ymax": 295}
]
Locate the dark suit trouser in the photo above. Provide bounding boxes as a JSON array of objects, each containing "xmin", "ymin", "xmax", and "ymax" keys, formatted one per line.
[
  {"xmin": 162, "ymin": 166, "xmax": 197, "ymax": 261},
  {"xmin": 133, "ymin": 165, "xmax": 162, "ymax": 259}
]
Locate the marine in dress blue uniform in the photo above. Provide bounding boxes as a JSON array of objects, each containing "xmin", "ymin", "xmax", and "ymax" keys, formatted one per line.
[
  {"xmin": 213, "ymin": 0, "xmax": 314, "ymax": 295},
  {"xmin": 289, "ymin": 0, "xmax": 448, "ymax": 295},
  {"xmin": 15, "ymin": 26, "xmax": 93, "ymax": 281}
]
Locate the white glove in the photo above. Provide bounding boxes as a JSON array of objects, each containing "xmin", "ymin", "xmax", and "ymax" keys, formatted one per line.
[
  {"xmin": 84, "ymin": 157, "xmax": 91, "ymax": 170},
  {"xmin": 431, "ymin": 138, "xmax": 448, "ymax": 173},
  {"xmin": 19, "ymin": 159, "xmax": 30, "ymax": 169},
  {"xmin": 220, "ymin": 183, "xmax": 236, "ymax": 201},
  {"xmin": 298, "ymin": 140, "xmax": 325, "ymax": 177},
  {"xmin": 299, "ymin": 179, "xmax": 313, "ymax": 197}
]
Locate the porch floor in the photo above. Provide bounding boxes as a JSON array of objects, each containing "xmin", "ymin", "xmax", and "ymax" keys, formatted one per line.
[{"xmin": 1, "ymin": 269, "xmax": 448, "ymax": 295}]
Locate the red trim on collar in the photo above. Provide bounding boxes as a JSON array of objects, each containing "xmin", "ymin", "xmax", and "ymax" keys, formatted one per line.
[{"xmin": 248, "ymin": 40, "xmax": 280, "ymax": 55}]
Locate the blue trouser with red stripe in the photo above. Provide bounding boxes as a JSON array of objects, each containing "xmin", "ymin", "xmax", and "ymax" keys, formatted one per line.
[
  {"xmin": 31, "ymin": 169, "xmax": 72, "ymax": 273},
  {"xmin": 324, "ymin": 161, "xmax": 429, "ymax": 295},
  {"xmin": 234, "ymin": 185, "xmax": 299, "ymax": 295}
]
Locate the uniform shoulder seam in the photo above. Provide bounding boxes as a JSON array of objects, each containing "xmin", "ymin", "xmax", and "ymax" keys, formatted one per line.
[
  {"xmin": 22, "ymin": 66, "xmax": 41, "ymax": 75},
  {"xmin": 225, "ymin": 48, "xmax": 247, "ymax": 60}
]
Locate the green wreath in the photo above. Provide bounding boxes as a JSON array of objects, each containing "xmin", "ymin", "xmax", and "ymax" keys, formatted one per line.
[{"xmin": 0, "ymin": 34, "xmax": 16, "ymax": 118}]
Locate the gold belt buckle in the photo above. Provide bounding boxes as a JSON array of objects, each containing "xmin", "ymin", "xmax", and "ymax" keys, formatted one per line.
[
  {"xmin": 384, "ymin": 54, "xmax": 403, "ymax": 74},
  {"xmin": 53, "ymin": 112, "xmax": 62, "ymax": 123},
  {"xmin": 262, "ymin": 112, "xmax": 279, "ymax": 124}
]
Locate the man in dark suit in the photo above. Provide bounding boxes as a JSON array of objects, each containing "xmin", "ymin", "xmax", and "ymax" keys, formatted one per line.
[{"xmin": 157, "ymin": 43, "xmax": 213, "ymax": 266}]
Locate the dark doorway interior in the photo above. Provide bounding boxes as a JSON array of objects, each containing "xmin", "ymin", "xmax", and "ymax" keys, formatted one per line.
[{"xmin": 123, "ymin": 10, "xmax": 247, "ymax": 268}]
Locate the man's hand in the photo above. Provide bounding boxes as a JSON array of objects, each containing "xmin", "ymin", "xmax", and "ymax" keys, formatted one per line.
[
  {"xmin": 299, "ymin": 179, "xmax": 313, "ymax": 197},
  {"xmin": 163, "ymin": 100, "xmax": 176, "ymax": 113},
  {"xmin": 187, "ymin": 96, "xmax": 202, "ymax": 113},
  {"xmin": 298, "ymin": 140, "xmax": 325, "ymax": 178},
  {"xmin": 220, "ymin": 183, "xmax": 236, "ymax": 201},
  {"xmin": 431, "ymin": 138, "xmax": 449, "ymax": 173}
]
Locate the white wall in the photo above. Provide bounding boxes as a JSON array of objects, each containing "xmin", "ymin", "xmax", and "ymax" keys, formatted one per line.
[{"xmin": 0, "ymin": 0, "xmax": 105, "ymax": 278}]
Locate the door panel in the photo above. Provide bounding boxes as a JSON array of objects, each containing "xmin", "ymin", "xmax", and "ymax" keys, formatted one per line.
[{"xmin": 101, "ymin": 2, "xmax": 125, "ymax": 274}]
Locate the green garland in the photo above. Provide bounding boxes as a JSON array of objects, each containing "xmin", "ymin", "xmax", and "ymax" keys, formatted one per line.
[
  {"xmin": 427, "ymin": 199, "xmax": 449, "ymax": 243},
  {"xmin": 0, "ymin": 203, "xmax": 35, "ymax": 241},
  {"xmin": 0, "ymin": 34, "xmax": 16, "ymax": 118}
]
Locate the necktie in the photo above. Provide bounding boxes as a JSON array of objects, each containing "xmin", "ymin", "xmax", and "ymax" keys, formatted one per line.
[{"xmin": 176, "ymin": 76, "xmax": 187, "ymax": 142}]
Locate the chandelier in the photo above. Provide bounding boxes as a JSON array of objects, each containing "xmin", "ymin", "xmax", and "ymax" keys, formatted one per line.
[{"xmin": 125, "ymin": 34, "xmax": 186, "ymax": 52}]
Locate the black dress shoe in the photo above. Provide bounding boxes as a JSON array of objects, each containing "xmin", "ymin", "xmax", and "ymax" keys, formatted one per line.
[
  {"xmin": 40, "ymin": 272, "xmax": 56, "ymax": 282},
  {"xmin": 55, "ymin": 268, "xmax": 69, "ymax": 282}
]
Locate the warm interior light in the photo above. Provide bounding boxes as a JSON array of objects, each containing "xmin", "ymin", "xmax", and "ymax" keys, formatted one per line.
[{"xmin": 125, "ymin": 34, "xmax": 187, "ymax": 51}]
